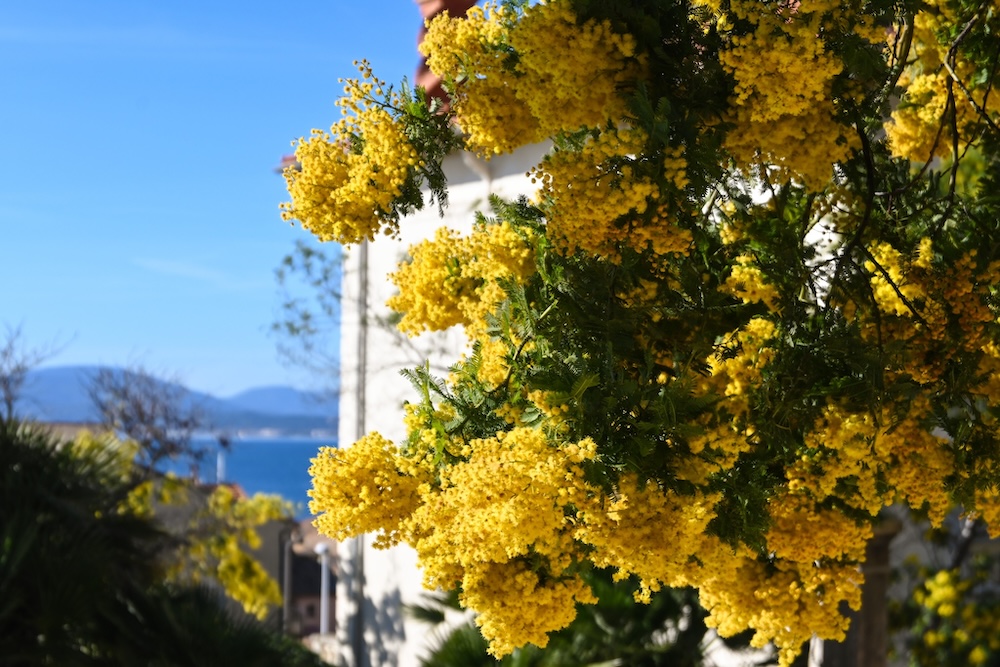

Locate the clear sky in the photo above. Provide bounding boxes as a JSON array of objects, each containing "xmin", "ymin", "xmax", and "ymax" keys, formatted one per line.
[{"xmin": 0, "ymin": 0, "xmax": 424, "ymax": 396}]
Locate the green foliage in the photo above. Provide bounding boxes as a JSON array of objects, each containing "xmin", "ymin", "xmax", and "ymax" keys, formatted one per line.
[
  {"xmin": 0, "ymin": 420, "xmax": 166, "ymax": 664},
  {"xmin": 398, "ymin": 79, "xmax": 466, "ymax": 215},
  {"xmin": 97, "ymin": 584, "xmax": 326, "ymax": 667},
  {"xmin": 0, "ymin": 419, "xmax": 319, "ymax": 666}
]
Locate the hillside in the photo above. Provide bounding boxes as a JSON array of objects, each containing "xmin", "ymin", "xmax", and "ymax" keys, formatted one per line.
[{"xmin": 15, "ymin": 366, "xmax": 337, "ymax": 437}]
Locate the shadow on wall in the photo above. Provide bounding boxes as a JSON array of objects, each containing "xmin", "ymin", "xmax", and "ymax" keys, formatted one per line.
[{"xmin": 364, "ymin": 588, "xmax": 405, "ymax": 667}]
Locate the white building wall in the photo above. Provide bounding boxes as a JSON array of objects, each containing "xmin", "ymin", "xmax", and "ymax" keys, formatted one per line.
[{"xmin": 335, "ymin": 144, "xmax": 548, "ymax": 667}]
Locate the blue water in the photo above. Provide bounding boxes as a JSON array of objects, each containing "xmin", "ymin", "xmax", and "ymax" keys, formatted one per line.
[{"xmin": 187, "ymin": 437, "xmax": 338, "ymax": 519}]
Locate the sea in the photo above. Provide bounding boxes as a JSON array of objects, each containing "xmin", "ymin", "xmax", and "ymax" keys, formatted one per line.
[{"xmin": 183, "ymin": 436, "xmax": 337, "ymax": 519}]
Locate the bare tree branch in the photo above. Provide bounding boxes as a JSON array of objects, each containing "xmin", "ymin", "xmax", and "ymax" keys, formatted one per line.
[
  {"xmin": 88, "ymin": 365, "xmax": 224, "ymax": 476},
  {"xmin": 0, "ymin": 324, "xmax": 65, "ymax": 422}
]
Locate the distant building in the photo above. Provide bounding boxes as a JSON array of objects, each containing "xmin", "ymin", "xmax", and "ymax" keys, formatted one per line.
[
  {"xmin": 281, "ymin": 519, "xmax": 337, "ymax": 638},
  {"xmin": 289, "ymin": 551, "xmax": 336, "ymax": 636}
]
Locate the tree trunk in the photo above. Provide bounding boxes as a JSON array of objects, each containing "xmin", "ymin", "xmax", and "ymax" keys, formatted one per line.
[{"xmin": 823, "ymin": 518, "xmax": 901, "ymax": 667}]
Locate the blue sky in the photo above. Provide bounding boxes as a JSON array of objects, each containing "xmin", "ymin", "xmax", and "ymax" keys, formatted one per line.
[{"xmin": 0, "ymin": 0, "xmax": 423, "ymax": 396}]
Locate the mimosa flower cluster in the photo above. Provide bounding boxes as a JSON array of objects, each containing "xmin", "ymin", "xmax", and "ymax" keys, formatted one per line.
[
  {"xmin": 420, "ymin": 2, "xmax": 641, "ymax": 156},
  {"xmin": 387, "ymin": 218, "xmax": 536, "ymax": 338},
  {"xmin": 281, "ymin": 62, "xmax": 421, "ymax": 243},
  {"xmin": 78, "ymin": 432, "xmax": 291, "ymax": 620},
  {"xmin": 714, "ymin": 0, "xmax": 866, "ymax": 188},
  {"xmin": 901, "ymin": 565, "xmax": 1000, "ymax": 665},
  {"xmin": 287, "ymin": 0, "xmax": 1000, "ymax": 663}
]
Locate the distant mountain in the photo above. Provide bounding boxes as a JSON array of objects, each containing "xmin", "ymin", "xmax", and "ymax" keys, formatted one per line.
[
  {"xmin": 224, "ymin": 386, "xmax": 335, "ymax": 418},
  {"xmin": 15, "ymin": 366, "xmax": 337, "ymax": 437},
  {"xmin": 16, "ymin": 366, "xmax": 103, "ymax": 422}
]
